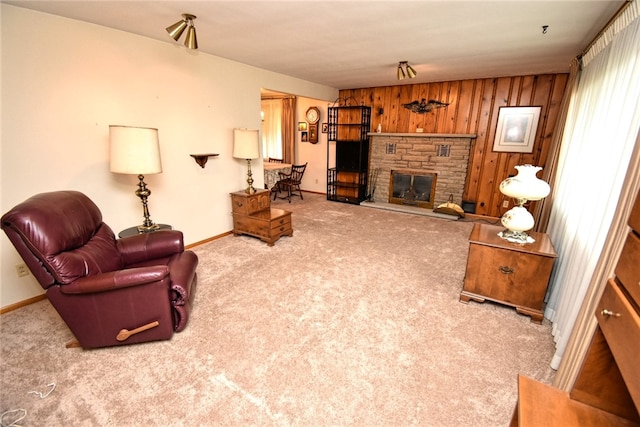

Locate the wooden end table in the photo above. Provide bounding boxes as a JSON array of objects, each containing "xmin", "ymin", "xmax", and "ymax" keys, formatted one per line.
[
  {"xmin": 118, "ymin": 224, "xmax": 172, "ymax": 238},
  {"xmin": 460, "ymin": 223, "xmax": 557, "ymax": 323},
  {"xmin": 230, "ymin": 189, "xmax": 293, "ymax": 246}
]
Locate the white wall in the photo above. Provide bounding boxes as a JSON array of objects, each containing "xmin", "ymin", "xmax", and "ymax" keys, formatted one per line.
[
  {"xmin": 295, "ymin": 98, "xmax": 331, "ymax": 194},
  {"xmin": 0, "ymin": 5, "xmax": 338, "ymax": 308}
]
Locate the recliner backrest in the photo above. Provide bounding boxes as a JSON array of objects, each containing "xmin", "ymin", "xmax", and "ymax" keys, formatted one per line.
[{"xmin": 1, "ymin": 191, "xmax": 124, "ymax": 288}]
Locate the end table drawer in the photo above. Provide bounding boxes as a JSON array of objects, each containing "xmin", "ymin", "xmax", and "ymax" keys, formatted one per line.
[
  {"xmin": 271, "ymin": 214, "xmax": 292, "ymax": 235},
  {"xmin": 233, "ymin": 215, "xmax": 269, "ymax": 237},
  {"xmin": 232, "ymin": 207, "xmax": 293, "ymax": 246}
]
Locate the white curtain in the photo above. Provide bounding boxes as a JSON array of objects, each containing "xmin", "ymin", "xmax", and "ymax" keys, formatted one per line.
[
  {"xmin": 544, "ymin": 0, "xmax": 640, "ymax": 370},
  {"xmin": 261, "ymin": 99, "xmax": 283, "ymax": 159}
]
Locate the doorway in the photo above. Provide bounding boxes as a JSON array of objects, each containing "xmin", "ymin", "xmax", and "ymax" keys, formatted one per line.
[{"xmin": 261, "ymin": 89, "xmax": 295, "ymax": 163}]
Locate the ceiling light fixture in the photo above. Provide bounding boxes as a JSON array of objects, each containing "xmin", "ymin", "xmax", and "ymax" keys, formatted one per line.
[
  {"xmin": 397, "ymin": 61, "xmax": 417, "ymax": 80},
  {"xmin": 397, "ymin": 63, "xmax": 406, "ymax": 80},
  {"xmin": 166, "ymin": 13, "xmax": 198, "ymax": 49}
]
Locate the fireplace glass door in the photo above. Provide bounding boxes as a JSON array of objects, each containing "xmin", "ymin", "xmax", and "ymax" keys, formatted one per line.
[{"xmin": 389, "ymin": 171, "xmax": 437, "ymax": 209}]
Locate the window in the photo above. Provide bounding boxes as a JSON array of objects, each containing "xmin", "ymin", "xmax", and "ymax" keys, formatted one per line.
[{"xmin": 261, "ymin": 99, "xmax": 283, "ymax": 159}]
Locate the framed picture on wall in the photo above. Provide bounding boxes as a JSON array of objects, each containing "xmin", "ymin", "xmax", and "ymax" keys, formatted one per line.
[
  {"xmin": 492, "ymin": 106, "xmax": 541, "ymax": 153},
  {"xmin": 321, "ymin": 123, "xmax": 328, "ymax": 133},
  {"xmin": 298, "ymin": 122, "xmax": 307, "ymax": 131}
]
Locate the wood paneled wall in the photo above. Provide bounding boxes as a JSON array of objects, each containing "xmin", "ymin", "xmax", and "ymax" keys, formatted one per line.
[{"xmin": 339, "ymin": 74, "xmax": 568, "ymax": 218}]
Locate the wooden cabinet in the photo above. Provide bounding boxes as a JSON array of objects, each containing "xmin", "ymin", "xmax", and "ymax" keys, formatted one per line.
[
  {"xmin": 512, "ymin": 375, "xmax": 635, "ymax": 427},
  {"xmin": 231, "ymin": 190, "xmax": 270, "ymax": 215},
  {"xmin": 460, "ymin": 223, "xmax": 557, "ymax": 323},
  {"xmin": 326, "ymin": 105, "xmax": 371, "ymax": 204},
  {"xmin": 230, "ymin": 190, "xmax": 293, "ymax": 246},
  {"xmin": 511, "ymin": 190, "xmax": 640, "ymax": 426}
]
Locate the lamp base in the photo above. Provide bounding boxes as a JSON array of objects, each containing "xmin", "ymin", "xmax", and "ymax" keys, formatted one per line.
[
  {"xmin": 135, "ymin": 174, "xmax": 159, "ymax": 233},
  {"xmin": 498, "ymin": 229, "xmax": 536, "ymax": 244},
  {"xmin": 244, "ymin": 159, "xmax": 256, "ymax": 194}
]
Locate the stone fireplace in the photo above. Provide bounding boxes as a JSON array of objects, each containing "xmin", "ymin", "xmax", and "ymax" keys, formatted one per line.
[{"xmin": 368, "ymin": 133, "xmax": 475, "ymax": 208}]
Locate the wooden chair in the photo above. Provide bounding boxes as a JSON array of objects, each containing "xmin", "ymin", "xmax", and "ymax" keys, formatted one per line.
[
  {"xmin": 268, "ymin": 157, "xmax": 283, "ymax": 163},
  {"xmin": 273, "ymin": 163, "xmax": 307, "ymax": 202}
]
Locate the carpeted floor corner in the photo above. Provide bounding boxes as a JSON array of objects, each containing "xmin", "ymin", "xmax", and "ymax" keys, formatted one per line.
[{"xmin": 0, "ymin": 193, "xmax": 555, "ymax": 426}]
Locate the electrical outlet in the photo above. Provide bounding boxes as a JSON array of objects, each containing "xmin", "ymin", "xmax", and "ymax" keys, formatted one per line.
[
  {"xmin": 16, "ymin": 263, "xmax": 29, "ymax": 277},
  {"xmin": 502, "ymin": 200, "xmax": 510, "ymax": 208}
]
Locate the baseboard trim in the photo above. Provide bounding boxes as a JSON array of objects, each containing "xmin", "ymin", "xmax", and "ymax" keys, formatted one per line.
[
  {"xmin": 1, "ymin": 294, "xmax": 46, "ymax": 315},
  {"xmin": 186, "ymin": 231, "xmax": 233, "ymax": 249}
]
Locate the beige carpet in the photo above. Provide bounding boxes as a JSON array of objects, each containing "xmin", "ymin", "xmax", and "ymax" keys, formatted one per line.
[{"xmin": 0, "ymin": 193, "xmax": 556, "ymax": 426}]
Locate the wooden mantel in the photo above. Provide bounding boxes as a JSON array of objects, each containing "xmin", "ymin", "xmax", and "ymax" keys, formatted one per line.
[{"xmin": 369, "ymin": 133, "xmax": 477, "ymax": 138}]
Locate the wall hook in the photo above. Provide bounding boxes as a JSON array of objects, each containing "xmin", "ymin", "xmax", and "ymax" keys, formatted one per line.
[{"xmin": 542, "ymin": 25, "xmax": 549, "ymax": 34}]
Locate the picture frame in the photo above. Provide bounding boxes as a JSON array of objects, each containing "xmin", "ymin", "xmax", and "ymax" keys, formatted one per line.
[
  {"xmin": 298, "ymin": 122, "xmax": 307, "ymax": 131},
  {"xmin": 492, "ymin": 106, "xmax": 541, "ymax": 153},
  {"xmin": 321, "ymin": 122, "xmax": 328, "ymax": 133},
  {"xmin": 301, "ymin": 131, "xmax": 308, "ymax": 142}
]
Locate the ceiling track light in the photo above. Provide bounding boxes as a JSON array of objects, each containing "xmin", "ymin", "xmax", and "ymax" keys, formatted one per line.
[
  {"xmin": 397, "ymin": 61, "xmax": 417, "ymax": 80},
  {"xmin": 397, "ymin": 63, "xmax": 405, "ymax": 80},
  {"xmin": 406, "ymin": 63, "xmax": 417, "ymax": 78},
  {"xmin": 166, "ymin": 13, "xmax": 198, "ymax": 50}
]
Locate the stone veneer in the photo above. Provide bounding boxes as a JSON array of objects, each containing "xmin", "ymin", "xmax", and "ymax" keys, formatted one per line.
[{"xmin": 368, "ymin": 133, "xmax": 476, "ymax": 207}]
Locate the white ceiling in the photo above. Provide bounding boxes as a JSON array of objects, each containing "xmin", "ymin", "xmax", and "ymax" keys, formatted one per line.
[{"xmin": 3, "ymin": 0, "xmax": 625, "ymax": 90}]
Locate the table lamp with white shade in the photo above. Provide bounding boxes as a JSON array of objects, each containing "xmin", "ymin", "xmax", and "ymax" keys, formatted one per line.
[
  {"xmin": 109, "ymin": 125, "xmax": 163, "ymax": 233},
  {"xmin": 233, "ymin": 128, "xmax": 261, "ymax": 194},
  {"xmin": 498, "ymin": 164, "xmax": 550, "ymax": 244}
]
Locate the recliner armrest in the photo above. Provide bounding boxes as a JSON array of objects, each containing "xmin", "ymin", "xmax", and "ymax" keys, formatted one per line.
[
  {"xmin": 117, "ymin": 230, "xmax": 185, "ymax": 265},
  {"xmin": 60, "ymin": 266, "xmax": 170, "ymax": 294}
]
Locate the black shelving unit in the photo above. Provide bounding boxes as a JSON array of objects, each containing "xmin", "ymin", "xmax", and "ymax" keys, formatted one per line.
[{"xmin": 326, "ymin": 106, "xmax": 371, "ymax": 204}]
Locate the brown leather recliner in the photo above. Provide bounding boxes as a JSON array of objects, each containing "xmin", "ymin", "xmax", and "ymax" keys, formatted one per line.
[{"xmin": 1, "ymin": 191, "xmax": 198, "ymax": 349}]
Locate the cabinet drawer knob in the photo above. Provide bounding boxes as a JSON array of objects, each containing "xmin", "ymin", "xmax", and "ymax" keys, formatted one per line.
[
  {"xmin": 236, "ymin": 202, "xmax": 243, "ymax": 207},
  {"xmin": 601, "ymin": 309, "xmax": 621, "ymax": 317},
  {"xmin": 498, "ymin": 266, "xmax": 514, "ymax": 274}
]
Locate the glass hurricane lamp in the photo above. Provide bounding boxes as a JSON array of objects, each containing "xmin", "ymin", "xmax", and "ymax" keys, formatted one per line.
[{"xmin": 498, "ymin": 164, "xmax": 550, "ymax": 244}]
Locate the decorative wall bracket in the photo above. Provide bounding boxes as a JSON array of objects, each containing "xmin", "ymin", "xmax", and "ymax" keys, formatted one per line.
[{"xmin": 190, "ymin": 153, "xmax": 219, "ymax": 168}]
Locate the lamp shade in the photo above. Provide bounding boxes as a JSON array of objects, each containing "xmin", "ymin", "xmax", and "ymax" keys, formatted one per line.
[
  {"xmin": 397, "ymin": 63, "xmax": 405, "ymax": 80},
  {"xmin": 184, "ymin": 25, "xmax": 198, "ymax": 49},
  {"xmin": 406, "ymin": 63, "xmax": 417, "ymax": 78},
  {"xmin": 233, "ymin": 129, "xmax": 260, "ymax": 160},
  {"xmin": 109, "ymin": 125, "xmax": 162, "ymax": 175},
  {"xmin": 166, "ymin": 19, "xmax": 188, "ymax": 41},
  {"xmin": 499, "ymin": 165, "xmax": 550, "ymax": 201}
]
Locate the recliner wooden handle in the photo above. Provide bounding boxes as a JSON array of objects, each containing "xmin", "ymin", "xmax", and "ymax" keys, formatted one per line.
[{"xmin": 116, "ymin": 321, "xmax": 159, "ymax": 341}]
